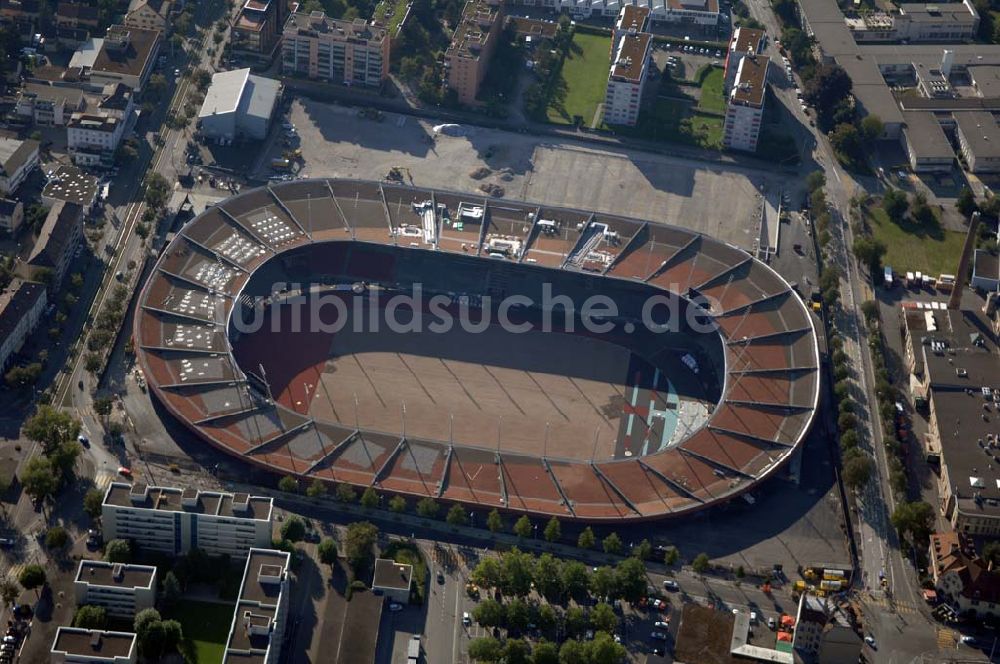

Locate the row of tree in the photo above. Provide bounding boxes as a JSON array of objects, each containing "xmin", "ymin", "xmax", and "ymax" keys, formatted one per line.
[
  {"xmin": 19, "ymin": 406, "xmax": 83, "ymax": 503},
  {"xmin": 468, "ymin": 631, "xmax": 625, "ymax": 664}
]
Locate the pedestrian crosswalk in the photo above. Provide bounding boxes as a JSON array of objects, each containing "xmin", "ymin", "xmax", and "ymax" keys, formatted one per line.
[
  {"xmin": 937, "ymin": 627, "xmax": 957, "ymax": 648},
  {"xmin": 94, "ymin": 471, "xmax": 115, "ymax": 492},
  {"xmin": 5, "ymin": 563, "xmax": 25, "ymax": 583},
  {"xmin": 867, "ymin": 596, "xmax": 918, "ymax": 615}
]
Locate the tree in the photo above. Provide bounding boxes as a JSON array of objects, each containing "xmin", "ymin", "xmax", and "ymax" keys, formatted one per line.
[
  {"xmin": 803, "ymin": 63, "xmax": 852, "ymax": 126},
  {"xmin": 360, "ymin": 487, "xmax": 379, "ymax": 509},
  {"xmin": 0, "ymin": 579, "xmax": 19, "ymax": 609},
  {"xmin": 23, "ymin": 405, "xmax": 80, "ymax": 453},
  {"xmin": 602, "ymin": 532, "xmax": 622, "ymax": 555},
  {"xmin": 160, "ymin": 620, "xmax": 183, "ymax": 655},
  {"xmin": 389, "ymin": 495, "xmax": 407, "ymax": 513},
  {"xmin": 500, "ymin": 548, "xmax": 535, "ymax": 597},
  {"xmin": 589, "ymin": 631, "xmax": 627, "ymax": 664},
  {"xmin": 192, "ymin": 68, "xmax": 212, "ymax": 91},
  {"xmin": 49, "ymin": 441, "xmax": 81, "ymax": 479},
  {"xmin": 5, "ymin": 363, "xmax": 42, "ymax": 389},
  {"xmin": 343, "ymin": 521, "xmax": 378, "ymax": 575},
  {"xmin": 336, "ymin": 483, "xmax": 356, "ymax": 503},
  {"xmin": 843, "ymin": 453, "xmax": 874, "ymax": 490},
  {"xmin": 486, "ymin": 508, "xmax": 503, "ymax": 533},
  {"xmin": 447, "ymin": 503, "xmax": 468, "ymax": 526},
  {"xmin": 318, "ymin": 538, "xmax": 338, "ymax": 566},
  {"xmin": 536, "ymin": 604, "xmax": 559, "ymax": 635},
  {"xmin": 93, "ymin": 396, "xmax": 113, "ymax": 423},
  {"xmin": 957, "ymin": 187, "xmax": 977, "ymax": 217},
  {"xmin": 513, "ymin": 515, "xmax": 532, "ymax": 539},
  {"xmin": 73, "ymin": 605, "xmax": 107, "ymax": 629},
  {"xmin": 45, "ymin": 526, "xmax": 67, "ymax": 549},
  {"xmin": 882, "ymin": 189, "xmax": 910, "ymax": 224},
  {"xmin": 860, "ymin": 115, "xmax": 884, "ymax": 141},
  {"xmin": 144, "ymin": 172, "xmax": 171, "ymax": 209},
  {"xmin": 632, "ymin": 539, "xmax": 652, "ymax": 561},
  {"xmin": 829, "ymin": 123, "xmax": 862, "ymax": 162},
  {"xmin": 533, "ymin": 640, "xmax": 559, "ymax": 664},
  {"xmin": 577, "ymin": 526, "xmax": 595, "ymax": 550},
  {"xmin": 473, "ymin": 598, "xmax": 505, "ymax": 627},
  {"xmin": 590, "ymin": 565, "xmax": 617, "ymax": 601},
  {"xmin": 468, "ymin": 636, "xmax": 503, "ymax": 662},
  {"xmin": 692, "ymin": 552, "xmax": 710, "ymax": 574},
  {"xmin": 891, "ymin": 501, "xmax": 935, "ymax": 543},
  {"xmin": 564, "ymin": 606, "xmax": 588, "ymax": 639},
  {"xmin": 853, "ymin": 236, "xmax": 887, "ymax": 273},
  {"xmin": 278, "ymin": 475, "xmax": 298, "ymax": 493},
  {"xmin": 805, "ymin": 171, "xmax": 826, "ymax": 193},
  {"xmin": 21, "ymin": 456, "xmax": 59, "ymax": 502},
  {"xmin": 104, "ymin": 538, "xmax": 132, "ymax": 563},
  {"xmin": 664, "ymin": 546, "xmax": 680, "ymax": 566},
  {"xmin": 561, "ymin": 561, "xmax": 590, "ymax": 602},
  {"xmin": 84, "ymin": 353, "xmax": 102, "ymax": 374},
  {"xmin": 506, "ymin": 598, "xmax": 531, "ymax": 634},
  {"xmin": 614, "ymin": 557, "xmax": 647, "ymax": 603},
  {"xmin": 471, "ymin": 557, "xmax": 501, "ymax": 589},
  {"xmin": 416, "ymin": 497, "xmax": 440, "ymax": 518},
  {"xmin": 162, "ymin": 571, "xmax": 182, "ymax": 609},
  {"xmin": 134, "ymin": 608, "xmax": 169, "ymax": 659},
  {"xmin": 280, "ymin": 516, "xmax": 306, "ymax": 542},
  {"xmin": 18, "ymin": 564, "xmax": 46, "ymax": 593},
  {"xmin": 590, "ymin": 603, "xmax": 617, "ymax": 634},
  {"xmin": 983, "ymin": 541, "xmax": 1000, "ymax": 567},
  {"xmin": 305, "ymin": 479, "xmax": 327, "ymax": 498},
  {"xmin": 532, "ymin": 553, "xmax": 564, "ymax": 601},
  {"xmin": 543, "ymin": 516, "xmax": 561, "ymax": 543}
]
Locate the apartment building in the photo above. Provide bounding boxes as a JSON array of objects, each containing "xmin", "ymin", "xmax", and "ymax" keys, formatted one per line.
[
  {"xmin": 124, "ymin": 0, "xmax": 172, "ymax": 31},
  {"xmin": 67, "ymin": 113, "xmax": 125, "ymax": 167},
  {"xmin": 231, "ymin": 0, "xmax": 287, "ymax": 62},
  {"xmin": 98, "ymin": 82, "xmax": 135, "ymax": 121},
  {"xmin": 722, "ymin": 54, "xmax": 768, "ymax": 151},
  {"xmin": 50, "ymin": 628, "xmax": 137, "ymax": 664},
  {"xmin": 0, "ymin": 198, "xmax": 23, "ymax": 234},
  {"xmin": 724, "ymin": 27, "xmax": 765, "ymax": 93},
  {"xmin": 221, "ymin": 549, "xmax": 290, "ymax": 664},
  {"xmin": 0, "ymin": 280, "xmax": 46, "ymax": 372},
  {"xmin": 14, "ymin": 82, "xmax": 87, "ymax": 125},
  {"xmin": 444, "ymin": 0, "xmax": 504, "ymax": 106},
  {"xmin": 74, "ymin": 561, "xmax": 156, "ymax": 618},
  {"xmin": 792, "ymin": 593, "xmax": 862, "ymax": 663},
  {"xmin": 102, "ymin": 482, "xmax": 273, "ymax": 557},
  {"xmin": 955, "ymin": 111, "xmax": 1000, "ymax": 173},
  {"xmin": 24, "ymin": 201, "xmax": 83, "ymax": 289},
  {"xmin": 281, "ymin": 11, "xmax": 389, "ymax": 87},
  {"xmin": 930, "ymin": 531, "xmax": 1000, "ymax": 620},
  {"xmin": 86, "ymin": 25, "xmax": 161, "ymax": 92},
  {"xmin": 0, "ymin": 137, "xmax": 39, "ymax": 195},
  {"xmin": 42, "ymin": 165, "xmax": 100, "ymax": 214},
  {"xmin": 604, "ymin": 6, "xmax": 651, "ymax": 126}
]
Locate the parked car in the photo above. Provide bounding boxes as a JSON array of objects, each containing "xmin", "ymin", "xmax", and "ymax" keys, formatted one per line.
[
  {"xmin": 388, "ymin": 602, "xmax": 404, "ymax": 612},
  {"xmin": 117, "ymin": 466, "xmax": 132, "ymax": 477},
  {"xmin": 654, "ymin": 621, "xmax": 670, "ymax": 629},
  {"xmin": 77, "ymin": 434, "xmax": 89, "ymax": 447},
  {"xmin": 650, "ymin": 631, "xmax": 667, "ymax": 640},
  {"xmin": 462, "ymin": 612, "xmax": 472, "ymax": 626},
  {"xmin": 864, "ymin": 635, "xmax": 877, "ymax": 649},
  {"xmin": 662, "ymin": 580, "xmax": 679, "ymax": 591}
]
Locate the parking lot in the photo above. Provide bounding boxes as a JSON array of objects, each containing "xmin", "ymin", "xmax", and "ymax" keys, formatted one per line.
[{"xmin": 260, "ymin": 98, "xmax": 780, "ymax": 251}]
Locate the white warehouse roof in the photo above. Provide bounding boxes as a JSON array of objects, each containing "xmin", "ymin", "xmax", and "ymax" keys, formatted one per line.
[{"xmin": 198, "ymin": 68, "xmax": 280, "ymax": 123}]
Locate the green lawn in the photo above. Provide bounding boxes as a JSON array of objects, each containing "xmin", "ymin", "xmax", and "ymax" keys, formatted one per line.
[
  {"xmin": 618, "ymin": 98, "xmax": 723, "ymax": 149},
  {"xmin": 866, "ymin": 206, "xmax": 966, "ymax": 277},
  {"xmin": 374, "ymin": 0, "xmax": 408, "ymax": 34},
  {"xmin": 546, "ymin": 32, "xmax": 613, "ymax": 126},
  {"xmin": 166, "ymin": 600, "xmax": 235, "ymax": 664},
  {"xmin": 695, "ymin": 66, "xmax": 726, "ymax": 114}
]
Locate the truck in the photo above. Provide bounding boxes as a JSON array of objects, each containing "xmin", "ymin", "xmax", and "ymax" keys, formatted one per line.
[
  {"xmin": 884, "ymin": 266, "xmax": 893, "ymax": 288},
  {"xmin": 407, "ymin": 635, "xmax": 421, "ymax": 663},
  {"xmin": 270, "ymin": 158, "xmax": 292, "ymax": 172}
]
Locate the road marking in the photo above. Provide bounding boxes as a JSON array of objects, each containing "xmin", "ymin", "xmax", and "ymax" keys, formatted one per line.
[
  {"xmin": 94, "ymin": 471, "xmax": 116, "ymax": 492},
  {"xmin": 5, "ymin": 563, "xmax": 25, "ymax": 582},
  {"xmin": 937, "ymin": 627, "xmax": 957, "ymax": 648},
  {"xmin": 452, "ymin": 576, "xmax": 463, "ymax": 664}
]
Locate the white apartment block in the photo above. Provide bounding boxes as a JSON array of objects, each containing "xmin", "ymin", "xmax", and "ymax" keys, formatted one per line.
[
  {"xmin": 723, "ymin": 54, "xmax": 768, "ymax": 151},
  {"xmin": 50, "ymin": 628, "xmax": 137, "ymax": 664},
  {"xmin": 0, "ymin": 280, "xmax": 46, "ymax": 373},
  {"xmin": 74, "ymin": 561, "xmax": 156, "ymax": 618},
  {"xmin": 67, "ymin": 113, "xmax": 125, "ymax": 167},
  {"xmin": 513, "ymin": 0, "xmax": 718, "ymax": 24},
  {"xmin": 222, "ymin": 549, "xmax": 290, "ymax": 664},
  {"xmin": 281, "ymin": 12, "xmax": 390, "ymax": 87},
  {"xmin": 102, "ymin": 482, "xmax": 273, "ymax": 558},
  {"xmin": 604, "ymin": 6, "xmax": 652, "ymax": 126},
  {"xmin": 0, "ymin": 137, "xmax": 40, "ymax": 196}
]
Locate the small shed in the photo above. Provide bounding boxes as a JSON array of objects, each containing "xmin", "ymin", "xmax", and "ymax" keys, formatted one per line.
[{"xmin": 372, "ymin": 558, "xmax": 412, "ymax": 604}]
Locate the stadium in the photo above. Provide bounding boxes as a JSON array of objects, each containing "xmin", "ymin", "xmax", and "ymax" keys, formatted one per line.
[{"xmin": 134, "ymin": 179, "xmax": 820, "ymax": 522}]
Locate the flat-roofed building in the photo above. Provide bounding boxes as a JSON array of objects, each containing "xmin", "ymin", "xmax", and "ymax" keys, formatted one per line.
[
  {"xmin": 231, "ymin": 0, "xmax": 287, "ymax": 62},
  {"xmin": 222, "ymin": 548, "xmax": 290, "ymax": 664},
  {"xmin": 724, "ymin": 27, "xmax": 765, "ymax": 93},
  {"xmin": 24, "ymin": 201, "xmax": 83, "ymax": 288},
  {"xmin": 124, "ymin": 0, "xmax": 172, "ymax": 32},
  {"xmin": 281, "ymin": 12, "xmax": 390, "ymax": 88},
  {"xmin": 896, "ymin": 1, "xmax": 979, "ymax": 42},
  {"xmin": 603, "ymin": 6, "xmax": 651, "ymax": 127},
  {"xmin": 86, "ymin": 25, "xmax": 161, "ymax": 92},
  {"xmin": 372, "ymin": 558, "xmax": 412, "ymax": 604},
  {"xmin": 67, "ymin": 113, "xmax": 125, "ymax": 167},
  {"xmin": 0, "ymin": 197, "xmax": 23, "ymax": 234},
  {"xmin": 198, "ymin": 68, "xmax": 281, "ymax": 142},
  {"xmin": 903, "ymin": 111, "xmax": 954, "ymax": 172},
  {"xmin": 956, "ymin": 111, "xmax": 1000, "ymax": 172},
  {"xmin": 98, "ymin": 82, "xmax": 135, "ymax": 121},
  {"xmin": 0, "ymin": 137, "xmax": 39, "ymax": 195},
  {"xmin": 42, "ymin": 165, "xmax": 99, "ymax": 213},
  {"xmin": 444, "ymin": 0, "xmax": 504, "ymax": 106},
  {"xmin": 723, "ymin": 54, "xmax": 768, "ymax": 151},
  {"xmin": 974, "ymin": 249, "xmax": 1000, "ymax": 292},
  {"xmin": 102, "ymin": 482, "xmax": 274, "ymax": 557},
  {"xmin": 74, "ymin": 560, "xmax": 157, "ymax": 618},
  {"xmin": 50, "ymin": 627, "xmax": 137, "ymax": 664},
  {"xmin": 0, "ymin": 280, "xmax": 46, "ymax": 372},
  {"xmin": 14, "ymin": 82, "xmax": 87, "ymax": 125}
]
